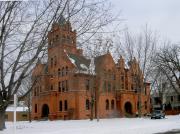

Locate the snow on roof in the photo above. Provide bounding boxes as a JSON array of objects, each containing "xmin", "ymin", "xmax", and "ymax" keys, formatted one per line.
[
  {"xmin": 6, "ymin": 105, "xmax": 28, "ymax": 112},
  {"xmin": 80, "ymin": 64, "xmax": 88, "ymax": 70}
]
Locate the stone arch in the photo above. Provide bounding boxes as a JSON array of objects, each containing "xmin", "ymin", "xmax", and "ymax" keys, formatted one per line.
[
  {"xmin": 124, "ymin": 101, "xmax": 133, "ymax": 115},
  {"xmin": 41, "ymin": 104, "xmax": 49, "ymax": 118}
]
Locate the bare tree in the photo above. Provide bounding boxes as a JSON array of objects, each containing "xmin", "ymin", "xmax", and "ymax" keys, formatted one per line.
[
  {"xmin": 153, "ymin": 44, "xmax": 180, "ymax": 95},
  {"xmin": 0, "ymin": 0, "xmax": 119, "ymax": 130}
]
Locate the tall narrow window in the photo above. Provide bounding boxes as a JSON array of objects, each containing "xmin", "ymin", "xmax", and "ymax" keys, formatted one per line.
[
  {"xmin": 51, "ymin": 85, "xmax": 53, "ymax": 90},
  {"xmin": 86, "ymin": 99, "xmax": 90, "ymax": 110},
  {"xmin": 62, "ymin": 67, "xmax": 64, "ymax": 76},
  {"xmin": 178, "ymin": 95, "xmax": 180, "ymax": 102},
  {"xmin": 64, "ymin": 100, "xmax": 68, "ymax": 111},
  {"xmin": 58, "ymin": 68, "xmax": 61, "ymax": 77},
  {"xmin": 171, "ymin": 96, "xmax": 174, "ymax": 102},
  {"xmin": 58, "ymin": 82, "xmax": 61, "ymax": 92},
  {"xmin": 66, "ymin": 66, "xmax": 68, "ymax": 75},
  {"xmin": 66, "ymin": 80, "xmax": 68, "ymax": 91},
  {"xmin": 103, "ymin": 81, "xmax": 106, "ymax": 92},
  {"xmin": 108, "ymin": 82, "xmax": 111, "ymax": 92},
  {"xmin": 85, "ymin": 80, "xmax": 90, "ymax": 90},
  {"xmin": 51, "ymin": 58, "xmax": 53, "ymax": 67},
  {"xmin": 35, "ymin": 104, "xmax": 37, "ymax": 113},
  {"xmin": 106, "ymin": 99, "xmax": 109, "ymax": 110},
  {"xmin": 111, "ymin": 100, "xmax": 114, "ymax": 110},
  {"xmin": 56, "ymin": 35, "xmax": 59, "ymax": 41},
  {"xmin": 62, "ymin": 81, "xmax": 65, "ymax": 92},
  {"xmin": 145, "ymin": 101, "xmax": 147, "ymax": 110},
  {"xmin": 145, "ymin": 87, "xmax": 147, "ymax": 95},
  {"xmin": 59, "ymin": 101, "xmax": 62, "ymax": 111}
]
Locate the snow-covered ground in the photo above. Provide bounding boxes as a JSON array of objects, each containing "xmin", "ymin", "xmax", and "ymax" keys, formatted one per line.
[{"xmin": 2, "ymin": 115, "xmax": 180, "ymax": 134}]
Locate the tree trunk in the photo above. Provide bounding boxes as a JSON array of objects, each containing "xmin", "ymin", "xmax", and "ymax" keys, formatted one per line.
[{"xmin": 0, "ymin": 108, "xmax": 6, "ymax": 131}]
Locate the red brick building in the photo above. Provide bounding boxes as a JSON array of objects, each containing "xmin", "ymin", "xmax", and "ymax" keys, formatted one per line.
[{"xmin": 31, "ymin": 17, "xmax": 150, "ymax": 120}]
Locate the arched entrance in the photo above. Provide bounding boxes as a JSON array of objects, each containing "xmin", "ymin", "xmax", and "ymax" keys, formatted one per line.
[
  {"xmin": 42, "ymin": 104, "xmax": 49, "ymax": 118},
  {"xmin": 124, "ymin": 102, "xmax": 132, "ymax": 115}
]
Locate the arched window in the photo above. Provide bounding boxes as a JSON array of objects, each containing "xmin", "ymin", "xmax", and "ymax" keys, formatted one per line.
[
  {"xmin": 35, "ymin": 104, "xmax": 37, "ymax": 113},
  {"xmin": 59, "ymin": 101, "xmax": 62, "ymax": 111},
  {"xmin": 106, "ymin": 99, "xmax": 109, "ymax": 110},
  {"xmin": 64, "ymin": 100, "xmax": 68, "ymax": 111},
  {"xmin": 86, "ymin": 99, "xmax": 90, "ymax": 110},
  {"xmin": 145, "ymin": 101, "xmax": 147, "ymax": 109},
  {"xmin": 111, "ymin": 100, "xmax": 115, "ymax": 110}
]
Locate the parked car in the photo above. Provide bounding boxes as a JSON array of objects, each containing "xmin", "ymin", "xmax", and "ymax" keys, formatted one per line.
[{"xmin": 151, "ymin": 110, "xmax": 165, "ymax": 119}]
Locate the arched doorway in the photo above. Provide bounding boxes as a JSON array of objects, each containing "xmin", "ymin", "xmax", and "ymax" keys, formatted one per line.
[
  {"xmin": 124, "ymin": 102, "xmax": 132, "ymax": 115},
  {"xmin": 42, "ymin": 104, "xmax": 49, "ymax": 118}
]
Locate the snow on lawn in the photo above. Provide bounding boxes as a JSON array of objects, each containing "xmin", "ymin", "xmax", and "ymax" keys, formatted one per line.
[{"xmin": 2, "ymin": 115, "xmax": 180, "ymax": 134}]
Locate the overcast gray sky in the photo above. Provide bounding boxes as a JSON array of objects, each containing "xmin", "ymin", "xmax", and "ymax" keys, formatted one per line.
[{"xmin": 111, "ymin": 0, "xmax": 180, "ymax": 43}]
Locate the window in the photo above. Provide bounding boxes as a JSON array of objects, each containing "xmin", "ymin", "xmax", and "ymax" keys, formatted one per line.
[
  {"xmin": 106, "ymin": 99, "xmax": 109, "ymax": 110},
  {"xmin": 64, "ymin": 100, "xmax": 68, "ymax": 111},
  {"xmin": 22, "ymin": 114, "xmax": 27, "ymax": 117},
  {"xmin": 86, "ymin": 99, "xmax": 90, "ymax": 110},
  {"xmin": 121, "ymin": 76, "xmax": 124, "ymax": 81},
  {"xmin": 145, "ymin": 87, "xmax": 147, "ymax": 95},
  {"xmin": 58, "ymin": 82, "xmax": 61, "ymax": 92},
  {"xmin": 86, "ymin": 80, "xmax": 90, "ymax": 90},
  {"xmin": 58, "ymin": 68, "xmax": 61, "ymax": 77},
  {"xmin": 62, "ymin": 81, "xmax": 65, "ymax": 92},
  {"xmin": 103, "ymin": 81, "xmax": 106, "ymax": 92},
  {"xmin": 51, "ymin": 58, "xmax": 53, "ymax": 67},
  {"xmin": 122, "ymin": 83, "xmax": 124, "ymax": 89},
  {"xmin": 171, "ymin": 96, "xmax": 174, "ymax": 102},
  {"xmin": 35, "ymin": 104, "xmax": 37, "ymax": 113},
  {"xmin": 50, "ymin": 85, "xmax": 53, "ymax": 90},
  {"xmin": 178, "ymin": 95, "xmax": 180, "ymax": 102},
  {"xmin": 59, "ymin": 101, "xmax": 62, "ymax": 111},
  {"xmin": 112, "ymin": 74, "xmax": 116, "ymax": 80},
  {"xmin": 65, "ymin": 80, "xmax": 68, "ymax": 91},
  {"xmin": 62, "ymin": 67, "xmax": 64, "ymax": 76},
  {"xmin": 65, "ymin": 66, "xmax": 68, "ymax": 75},
  {"xmin": 111, "ymin": 100, "xmax": 114, "ymax": 110},
  {"xmin": 56, "ymin": 35, "xmax": 59, "ymax": 41},
  {"xmin": 145, "ymin": 101, "xmax": 147, "ymax": 110},
  {"xmin": 108, "ymin": 82, "xmax": 111, "ymax": 92}
]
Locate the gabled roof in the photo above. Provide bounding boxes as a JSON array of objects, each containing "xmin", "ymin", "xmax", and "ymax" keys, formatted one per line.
[{"xmin": 94, "ymin": 53, "xmax": 115, "ymax": 69}]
